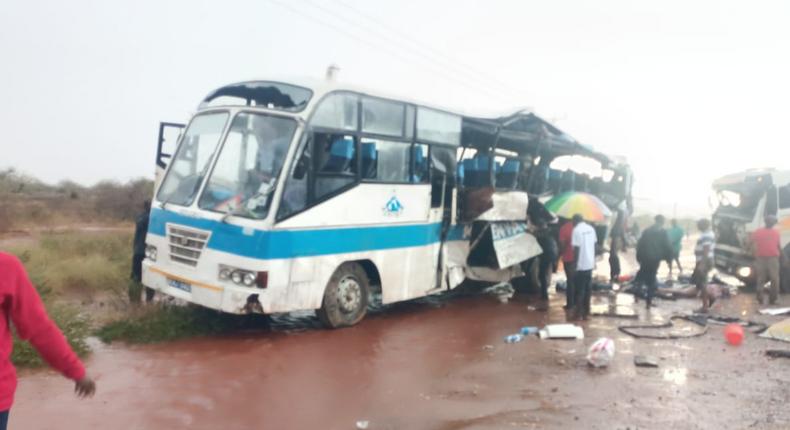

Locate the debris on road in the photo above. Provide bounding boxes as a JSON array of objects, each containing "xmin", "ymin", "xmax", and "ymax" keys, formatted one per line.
[
  {"xmin": 760, "ymin": 318, "xmax": 790, "ymax": 343},
  {"xmin": 356, "ymin": 420, "xmax": 370, "ymax": 429},
  {"xmin": 587, "ymin": 338, "xmax": 615, "ymax": 368},
  {"xmin": 759, "ymin": 307, "xmax": 790, "ymax": 316},
  {"xmin": 484, "ymin": 282, "xmax": 515, "ymax": 304},
  {"xmin": 539, "ymin": 324, "xmax": 584, "ymax": 340},
  {"xmin": 618, "ymin": 315, "xmax": 708, "ymax": 339},
  {"xmin": 765, "ymin": 350, "xmax": 790, "ymax": 359},
  {"xmin": 504, "ymin": 334, "xmax": 525, "ymax": 343},
  {"xmin": 724, "ymin": 323, "xmax": 744, "ymax": 346},
  {"xmin": 520, "ymin": 326, "xmax": 539, "ymax": 335},
  {"xmin": 482, "ymin": 344, "xmax": 495, "ymax": 351},
  {"xmin": 634, "ymin": 355, "xmax": 659, "ymax": 367}
]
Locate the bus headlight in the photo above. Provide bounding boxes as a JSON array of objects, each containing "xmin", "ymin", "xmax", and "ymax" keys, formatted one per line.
[
  {"xmin": 145, "ymin": 245, "xmax": 157, "ymax": 262},
  {"xmin": 738, "ymin": 266, "xmax": 752, "ymax": 278},
  {"xmin": 218, "ymin": 265, "xmax": 268, "ymax": 289},
  {"xmin": 231, "ymin": 271, "xmax": 243, "ymax": 284}
]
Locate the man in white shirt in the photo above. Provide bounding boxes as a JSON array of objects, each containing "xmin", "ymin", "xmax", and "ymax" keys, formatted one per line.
[{"xmin": 571, "ymin": 214, "xmax": 598, "ymax": 320}]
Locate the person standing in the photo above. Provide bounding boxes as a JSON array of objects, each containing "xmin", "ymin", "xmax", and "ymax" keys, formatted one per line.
[
  {"xmin": 667, "ymin": 219, "xmax": 685, "ymax": 279},
  {"xmin": 692, "ymin": 219, "xmax": 716, "ymax": 313},
  {"xmin": 558, "ymin": 219, "xmax": 576, "ymax": 310},
  {"xmin": 0, "ymin": 253, "xmax": 96, "ymax": 429},
  {"xmin": 750, "ymin": 215, "xmax": 782, "ymax": 305},
  {"xmin": 571, "ymin": 214, "xmax": 597, "ymax": 320},
  {"xmin": 608, "ymin": 208, "xmax": 626, "ymax": 283},
  {"xmin": 130, "ymin": 200, "xmax": 155, "ymax": 304},
  {"xmin": 534, "ymin": 221, "xmax": 558, "ymax": 310},
  {"xmin": 636, "ymin": 215, "xmax": 673, "ymax": 308}
]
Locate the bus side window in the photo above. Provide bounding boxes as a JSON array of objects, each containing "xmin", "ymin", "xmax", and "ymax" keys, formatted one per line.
[
  {"xmin": 779, "ymin": 184, "xmax": 790, "ymax": 210},
  {"xmin": 313, "ymin": 132, "xmax": 357, "ymax": 201}
]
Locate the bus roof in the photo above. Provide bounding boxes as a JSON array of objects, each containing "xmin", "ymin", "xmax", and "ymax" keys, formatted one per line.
[
  {"xmin": 713, "ymin": 169, "xmax": 790, "ymax": 188},
  {"xmin": 200, "ymin": 77, "xmax": 625, "ymax": 168}
]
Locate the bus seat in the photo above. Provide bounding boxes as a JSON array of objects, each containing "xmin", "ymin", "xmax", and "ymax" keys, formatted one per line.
[
  {"xmin": 560, "ymin": 170, "xmax": 576, "ymax": 192},
  {"xmin": 471, "ymin": 154, "xmax": 490, "ymax": 186},
  {"xmin": 528, "ymin": 165, "xmax": 549, "ymax": 195},
  {"xmin": 496, "ymin": 159, "xmax": 520, "ymax": 189},
  {"xmin": 589, "ymin": 177, "xmax": 603, "ymax": 194},
  {"xmin": 548, "ymin": 168, "xmax": 563, "ymax": 194},
  {"xmin": 576, "ymin": 174, "xmax": 590, "ymax": 192},
  {"xmin": 361, "ymin": 142, "xmax": 377, "ymax": 179},
  {"xmin": 411, "ymin": 146, "xmax": 427, "ymax": 183},
  {"xmin": 462, "ymin": 158, "xmax": 477, "ymax": 187},
  {"xmin": 323, "ymin": 137, "xmax": 355, "ymax": 172}
]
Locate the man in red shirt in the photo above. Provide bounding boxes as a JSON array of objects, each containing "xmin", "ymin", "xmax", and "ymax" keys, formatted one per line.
[
  {"xmin": 0, "ymin": 252, "xmax": 96, "ymax": 429},
  {"xmin": 750, "ymin": 215, "xmax": 782, "ymax": 305},
  {"xmin": 558, "ymin": 220, "xmax": 576, "ymax": 310}
]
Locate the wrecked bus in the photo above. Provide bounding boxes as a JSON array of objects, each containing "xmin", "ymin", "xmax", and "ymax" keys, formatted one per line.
[
  {"xmin": 712, "ymin": 169, "xmax": 790, "ymax": 287},
  {"xmin": 143, "ymin": 78, "xmax": 631, "ymax": 328}
]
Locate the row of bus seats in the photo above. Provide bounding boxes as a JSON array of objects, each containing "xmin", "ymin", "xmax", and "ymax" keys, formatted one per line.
[
  {"xmin": 457, "ymin": 155, "xmax": 521, "ymax": 189},
  {"xmin": 529, "ymin": 167, "xmax": 609, "ymax": 195},
  {"xmin": 323, "ymin": 137, "xmax": 428, "ymax": 183}
]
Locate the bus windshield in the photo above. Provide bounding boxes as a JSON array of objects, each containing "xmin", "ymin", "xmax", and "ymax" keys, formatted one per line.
[
  {"xmin": 198, "ymin": 112, "xmax": 297, "ymax": 219},
  {"xmin": 156, "ymin": 112, "xmax": 229, "ymax": 206}
]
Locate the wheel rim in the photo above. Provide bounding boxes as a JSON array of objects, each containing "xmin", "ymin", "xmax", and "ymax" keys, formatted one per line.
[{"xmin": 337, "ymin": 276, "xmax": 362, "ymax": 314}]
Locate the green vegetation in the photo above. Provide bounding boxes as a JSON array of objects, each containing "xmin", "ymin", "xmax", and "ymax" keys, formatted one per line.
[
  {"xmin": 11, "ymin": 231, "xmax": 132, "ymax": 297},
  {"xmin": 96, "ymin": 305, "xmax": 270, "ymax": 344},
  {"xmin": 10, "ymin": 272, "xmax": 91, "ymax": 367}
]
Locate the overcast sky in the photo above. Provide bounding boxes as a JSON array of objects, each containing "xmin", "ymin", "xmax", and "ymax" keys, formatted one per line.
[{"xmin": 2, "ymin": 0, "xmax": 788, "ymax": 216}]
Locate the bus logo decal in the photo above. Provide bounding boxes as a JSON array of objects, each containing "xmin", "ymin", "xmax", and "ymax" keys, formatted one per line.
[{"xmin": 384, "ymin": 195, "xmax": 404, "ymax": 216}]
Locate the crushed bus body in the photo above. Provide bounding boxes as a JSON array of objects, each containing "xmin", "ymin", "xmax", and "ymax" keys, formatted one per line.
[{"xmin": 142, "ymin": 78, "xmax": 632, "ymax": 328}]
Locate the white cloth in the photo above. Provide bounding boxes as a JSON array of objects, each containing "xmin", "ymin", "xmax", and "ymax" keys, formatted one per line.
[{"xmin": 572, "ymin": 222, "xmax": 598, "ymax": 271}]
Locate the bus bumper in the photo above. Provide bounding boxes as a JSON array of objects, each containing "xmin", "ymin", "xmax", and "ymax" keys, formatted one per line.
[{"xmin": 142, "ymin": 260, "xmax": 268, "ymax": 314}]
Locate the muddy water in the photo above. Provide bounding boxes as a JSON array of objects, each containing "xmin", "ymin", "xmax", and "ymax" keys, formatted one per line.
[{"xmin": 12, "ymin": 246, "xmax": 790, "ymax": 429}]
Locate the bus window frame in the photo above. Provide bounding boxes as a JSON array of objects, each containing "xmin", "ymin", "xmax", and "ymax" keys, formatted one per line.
[{"xmin": 275, "ymin": 92, "xmax": 436, "ymax": 222}]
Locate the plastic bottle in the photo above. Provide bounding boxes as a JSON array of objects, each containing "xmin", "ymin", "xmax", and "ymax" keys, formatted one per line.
[
  {"xmin": 504, "ymin": 334, "xmax": 524, "ymax": 343},
  {"xmin": 520, "ymin": 326, "xmax": 539, "ymax": 335}
]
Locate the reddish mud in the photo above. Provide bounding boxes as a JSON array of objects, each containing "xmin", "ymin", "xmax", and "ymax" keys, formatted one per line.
[{"xmin": 11, "ymin": 243, "xmax": 790, "ymax": 429}]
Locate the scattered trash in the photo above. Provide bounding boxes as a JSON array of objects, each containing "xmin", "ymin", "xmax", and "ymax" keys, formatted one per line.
[
  {"xmin": 619, "ymin": 315, "xmax": 708, "ymax": 339},
  {"xmin": 484, "ymin": 282, "xmax": 515, "ymax": 303},
  {"xmin": 520, "ymin": 326, "xmax": 539, "ymax": 335},
  {"xmin": 759, "ymin": 307, "xmax": 790, "ymax": 316},
  {"xmin": 504, "ymin": 334, "xmax": 524, "ymax": 343},
  {"xmin": 586, "ymin": 337, "xmax": 615, "ymax": 368},
  {"xmin": 634, "ymin": 355, "xmax": 659, "ymax": 367},
  {"xmin": 527, "ymin": 305, "xmax": 537, "ymax": 311},
  {"xmin": 590, "ymin": 304, "xmax": 638, "ymax": 319},
  {"xmin": 765, "ymin": 350, "xmax": 790, "ymax": 359},
  {"xmin": 356, "ymin": 420, "xmax": 370, "ymax": 429},
  {"xmin": 482, "ymin": 344, "xmax": 495, "ymax": 351},
  {"xmin": 539, "ymin": 324, "xmax": 584, "ymax": 340},
  {"xmin": 724, "ymin": 323, "xmax": 744, "ymax": 346},
  {"xmin": 760, "ymin": 318, "xmax": 790, "ymax": 343}
]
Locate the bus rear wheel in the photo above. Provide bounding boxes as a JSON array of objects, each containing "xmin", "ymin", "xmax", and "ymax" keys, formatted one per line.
[{"xmin": 317, "ymin": 262, "xmax": 370, "ymax": 328}]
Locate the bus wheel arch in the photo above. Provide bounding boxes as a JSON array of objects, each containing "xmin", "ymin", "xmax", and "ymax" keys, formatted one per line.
[{"xmin": 317, "ymin": 261, "xmax": 371, "ymax": 329}]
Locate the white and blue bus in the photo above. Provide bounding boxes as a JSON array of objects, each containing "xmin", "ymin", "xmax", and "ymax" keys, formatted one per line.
[{"xmin": 143, "ymin": 78, "xmax": 632, "ymax": 328}]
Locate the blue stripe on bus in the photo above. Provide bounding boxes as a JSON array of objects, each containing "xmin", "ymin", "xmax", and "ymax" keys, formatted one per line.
[{"xmin": 148, "ymin": 208, "xmax": 445, "ymax": 259}]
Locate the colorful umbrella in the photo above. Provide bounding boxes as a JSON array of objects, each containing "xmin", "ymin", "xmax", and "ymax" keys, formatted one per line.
[{"xmin": 544, "ymin": 192, "xmax": 613, "ymax": 224}]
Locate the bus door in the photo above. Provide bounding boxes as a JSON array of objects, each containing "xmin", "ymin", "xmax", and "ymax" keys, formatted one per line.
[
  {"xmin": 428, "ymin": 146, "xmax": 458, "ymax": 291},
  {"xmin": 155, "ymin": 122, "xmax": 185, "ymax": 187}
]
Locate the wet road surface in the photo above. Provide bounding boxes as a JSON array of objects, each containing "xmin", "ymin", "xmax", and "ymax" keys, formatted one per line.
[{"xmin": 12, "ymin": 245, "xmax": 790, "ymax": 429}]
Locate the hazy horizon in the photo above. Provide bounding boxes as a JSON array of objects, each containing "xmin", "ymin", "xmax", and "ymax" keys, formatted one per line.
[{"xmin": 3, "ymin": 0, "xmax": 789, "ymax": 217}]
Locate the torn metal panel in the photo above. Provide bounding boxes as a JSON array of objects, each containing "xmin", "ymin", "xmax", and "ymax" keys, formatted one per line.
[
  {"xmin": 475, "ymin": 191, "xmax": 530, "ymax": 222},
  {"xmin": 490, "ymin": 222, "xmax": 542, "ymax": 268}
]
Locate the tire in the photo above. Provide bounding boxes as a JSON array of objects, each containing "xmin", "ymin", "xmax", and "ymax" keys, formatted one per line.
[{"xmin": 317, "ymin": 262, "xmax": 370, "ymax": 329}]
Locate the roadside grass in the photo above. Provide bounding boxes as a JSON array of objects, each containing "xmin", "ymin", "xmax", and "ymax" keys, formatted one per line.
[
  {"xmin": 96, "ymin": 304, "xmax": 270, "ymax": 344},
  {"xmin": 10, "ymin": 231, "xmax": 132, "ymax": 298},
  {"xmin": 10, "ymin": 272, "xmax": 91, "ymax": 367},
  {"xmin": 5, "ymin": 231, "xmax": 132, "ymax": 367}
]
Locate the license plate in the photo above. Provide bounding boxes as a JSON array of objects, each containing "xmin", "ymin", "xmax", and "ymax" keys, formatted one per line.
[{"xmin": 167, "ymin": 278, "xmax": 192, "ymax": 293}]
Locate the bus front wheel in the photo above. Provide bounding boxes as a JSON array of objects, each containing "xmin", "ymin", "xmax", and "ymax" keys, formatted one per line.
[{"xmin": 318, "ymin": 262, "xmax": 370, "ymax": 328}]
